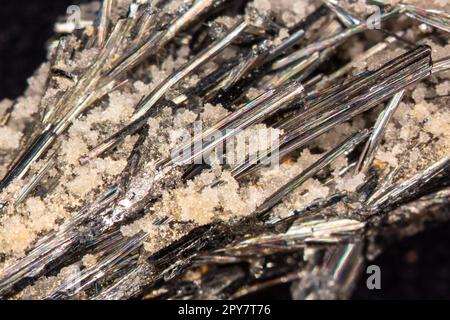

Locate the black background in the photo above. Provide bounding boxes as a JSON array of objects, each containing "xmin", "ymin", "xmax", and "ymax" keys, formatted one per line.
[{"xmin": 1, "ymin": 0, "xmax": 449, "ymax": 299}]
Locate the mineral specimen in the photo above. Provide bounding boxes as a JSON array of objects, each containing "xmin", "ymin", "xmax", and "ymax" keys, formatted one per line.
[{"xmin": 0, "ymin": 0, "xmax": 448, "ymax": 300}]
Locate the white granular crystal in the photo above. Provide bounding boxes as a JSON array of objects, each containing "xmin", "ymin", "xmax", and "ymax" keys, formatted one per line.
[
  {"xmin": 246, "ymin": 87, "xmax": 265, "ymax": 100},
  {"xmin": 173, "ymin": 108, "xmax": 198, "ymax": 129},
  {"xmin": 0, "ymin": 99, "xmax": 13, "ymax": 117},
  {"xmin": 169, "ymin": 128, "xmax": 190, "ymax": 147},
  {"xmin": 424, "ymin": 113, "xmax": 450, "ymax": 138},
  {"xmin": 313, "ymin": 120, "xmax": 364, "ymax": 150},
  {"xmin": 336, "ymin": 173, "xmax": 366, "ymax": 192},
  {"xmin": 200, "ymin": 103, "xmax": 229, "ymax": 127},
  {"xmin": 163, "ymin": 0, "xmax": 188, "ymax": 13},
  {"xmin": 19, "ymin": 265, "xmax": 81, "ymax": 299},
  {"xmin": 215, "ymin": 16, "xmax": 239, "ymax": 29},
  {"xmin": 25, "ymin": 197, "xmax": 54, "ymax": 233},
  {"xmin": 251, "ymin": 0, "xmax": 316, "ymax": 27},
  {"xmin": 102, "ymin": 91, "xmax": 137, "ymax": 124},
  {"xmin": 0, "ymin": 126, "xmax": 23, "ymax": 150},
  {"xmin": 302, "ymin": 179, "xmax": 330, "ymax": 204},
  {"xmin": 147, "ymin": 117, "xmax": 161, "ymax": 136},
  {"xmin": 82, "ymin": 254, "xmax": 97, "ymax": 268},
  {"xmin": 252, "ymin": 0, "xmax": 272, "ymax": 13},
  {"xmin": 278, "ymin": 28, "xmax": 289, "ymax": 39},
  {"xmin": 0, "ymin": 0, "xmax": 448, "ymax": 297},
  {"xmin": 435, "ymin": 82, "xmax": 449, "ymax": 96},
  {"xmin": 93, "ymin": 157, "xmax": 127, "ymax": 176},
  {"xmin": 278, "ymin": 0, "xmax": 315, "ymax": 27},
  {"xmin": 65, "ymin": 157, "xmax": 126, "ymax": 197},
  {"xmin": 0, "ymin": 215, "xmax": 34, "ymax": 255},
  {"xmin": 122, "ymin": 148, "xmax": 323, "ymax": 241},
  {"xmin": 393, "ymin": 102, "xmax": 410, "ymax": 123},
  {"xmin": 366, "ymin": 48, "xmax": 406, "ymax": 72},
  {"xmin": 10, "ymin": 95, "xmax": 40, "ymax": 125},
  {"xmin": 383, "ymin": 0, "xmax": 449, "ymax": 8},
  {"xmin": 418, "ymin": 132, "xmax": 431, "ymax": 144},
  {"xmin": 7, "ymin": 63, "xmax": 50, "ymax": 132},
  {"xmin": 412, "ymin": 84, "xmax": 427, "ymax": 103},
  {"xmin": 71, "ymin": 48, "xmax": 99, "ymax": 70},
  {"xmin": 352, "ymin": 59, "xmax": 367, "ymax": 71},
  {"xmin": 24, "ymin": 63, "xmax": 49, "ymax": 97},
  {"xmin": 175, "ymin": 184, "xmax": 220, "ymax": 224},
  {"xmin": 399, "ymin": 123, "xmax": 412, "ymax": 141},
  {"xmin": 69, "ymin": 118, "xmax": 99, "ymax": 146},
  {"xmin": 376, "ymin": 149, "xmax": 396, "ymax": 167},
  {"xmin": 409, "ymin": 149, "xmax": 420, "ymax": 163},
  {"xmin": 424, "ymin": 41, "xmax": 450, "ymax": 69},
  {"xmin": 66, "ymin": 167, "xmax": 103, "ymax": 197},
  {"xmin": 411, "ymin": 102, "xmax": 433, "ymax": 121},
  {"xmin": 82, "ymin": 90, "xmax": 138, "ymax": 126},
  {"xmin": 133, "ymin": 80, "xmax": 151, "ymax": 96},
  {"xmin": 60, "ymin": 136, "xmax": 89, "ymax": 165},
  {"xmin": 19, "ymin": 276, "xmax": 60, "ymax": 299}
]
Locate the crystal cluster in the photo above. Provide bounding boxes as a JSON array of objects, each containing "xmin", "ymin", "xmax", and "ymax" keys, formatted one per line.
[{"xmin": 0, "ymin": 0, "xmax": 448, "ymax": 300}]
